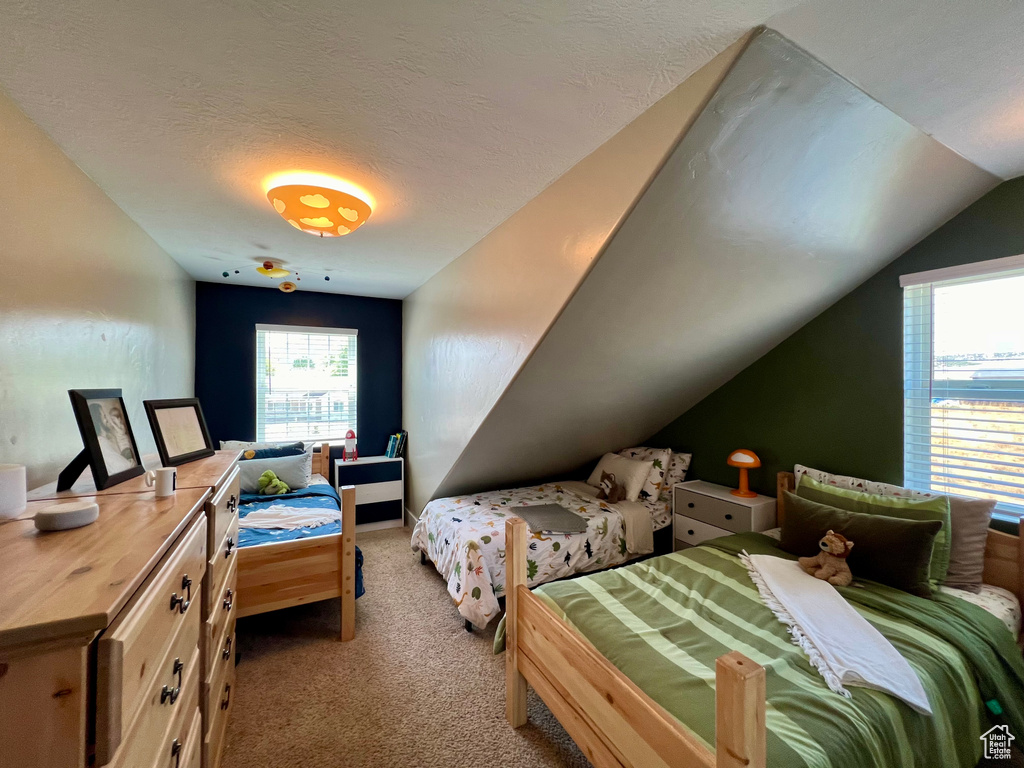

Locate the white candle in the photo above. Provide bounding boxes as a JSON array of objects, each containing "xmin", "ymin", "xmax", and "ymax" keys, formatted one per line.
[{"xmin": 0, "ymin": 464, "xmax": 27, "ymax": 520}]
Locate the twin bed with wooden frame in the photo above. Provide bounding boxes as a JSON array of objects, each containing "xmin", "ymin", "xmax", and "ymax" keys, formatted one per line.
[
  {"xmin": 234, "ymin": 443, "xmax": 358, "ymax": 641},
  {"xmin": 504, "ymin": 471, "xmax": 1024, "ymax": 768}
]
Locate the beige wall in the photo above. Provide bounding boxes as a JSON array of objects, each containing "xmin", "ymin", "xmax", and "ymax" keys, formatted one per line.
[
  {"xmin": 0, "ymin": 88, "xmax": 195, "ymax": 488},
  {"xmin": 437, "ymin": 29, "xmax": 998, "ymax": 499},
  {"xmin": 402, "ymin": 35, "xmax": 752, "ymax": 514}
]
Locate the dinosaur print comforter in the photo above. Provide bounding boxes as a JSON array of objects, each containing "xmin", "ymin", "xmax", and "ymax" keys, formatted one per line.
[{"xmin": 411, "ymin": 483, "xmax": 632, "ymax": 627}]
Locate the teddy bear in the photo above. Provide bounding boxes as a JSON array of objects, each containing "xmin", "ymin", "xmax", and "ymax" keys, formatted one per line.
[
  {"xmin": 798, "ymin": 530, "xmax": 854, "ymax": 587},
  {"xmin": 595, "ymin": 471, "xmax": 626, "ymax": 504},
  {"xmin": 257, "ymin": 469, "xmax": 290, "ymax": 495}
]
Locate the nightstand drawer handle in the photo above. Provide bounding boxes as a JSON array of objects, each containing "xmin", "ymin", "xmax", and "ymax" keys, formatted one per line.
[
  {"xmin": 687, "ymin": 529, "xmax": 695, "ymax": 536},
  {"xmin": 220, "ymin": 683, "xmax": 231, "ymax": 710},
  {"xmin": 222, "ymin": 635, "xmax": 233, "ymax": 661},
  {"xmin": 171, "ymin": 739, "xmax": 182, "ymax": 768},
  {"xmin": 225, "ymin": 537, "xmax": 235, "ymax": 558},
  {"xmin": 687, "ymin": 502, "xmax": 695, "ymax": 508},
  {"xmin": 223, "ymin": 588, "xmax": 234, "ymax": 611},
  {"xmin": 725, "ymin": 514, "xmax": 733, "ymax": 520}
]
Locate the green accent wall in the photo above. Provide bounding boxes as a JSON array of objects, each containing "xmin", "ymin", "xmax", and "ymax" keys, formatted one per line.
[{"xmin": 648, "ymin": 178, "xmax": 1024, "ymax": 497}]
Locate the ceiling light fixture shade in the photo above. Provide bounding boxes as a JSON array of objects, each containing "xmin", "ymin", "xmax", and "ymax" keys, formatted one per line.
[{"xmin": 264, "ymin": 172, "xmax": 373, "ymax": 238}]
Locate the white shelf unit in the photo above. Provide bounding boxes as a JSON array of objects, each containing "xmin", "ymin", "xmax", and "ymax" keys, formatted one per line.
[{"xmin": 334, "ymin": 456, "xmax": 405, "ymax": 531}]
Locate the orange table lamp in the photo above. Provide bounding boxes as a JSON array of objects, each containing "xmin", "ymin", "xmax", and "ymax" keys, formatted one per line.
[{"xmin": 727, "ymin": 449, "xmax": 760, "ymax": 498}]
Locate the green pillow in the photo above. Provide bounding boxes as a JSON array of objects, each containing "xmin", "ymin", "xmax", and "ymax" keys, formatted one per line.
[
  {"xmin": 779, "ymin": 491, "xmax": 942, "ymax": 598},
  {"xmin": 796, "ymin": 475, "xmax": 951, "ymax": 583}
]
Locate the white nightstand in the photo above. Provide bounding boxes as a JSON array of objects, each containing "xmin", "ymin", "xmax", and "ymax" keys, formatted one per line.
[
  {"xmin": 334, "ymin": 456, "xmax": 404, "ymax": 531},
  {"xmin": 673, "ymin": 480, "xmax": 776, "ymax": 550}
]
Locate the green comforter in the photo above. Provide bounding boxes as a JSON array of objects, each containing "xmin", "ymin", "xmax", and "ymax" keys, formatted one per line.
[{"xmin": 501, "ymin": 533, "xmax": 1024, "ymax": 768}]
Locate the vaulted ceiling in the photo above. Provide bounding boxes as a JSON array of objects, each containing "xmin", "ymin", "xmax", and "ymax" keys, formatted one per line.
[{"xmin": 2, "ymin": 0, "xmax": 1022, "ymax": 299}]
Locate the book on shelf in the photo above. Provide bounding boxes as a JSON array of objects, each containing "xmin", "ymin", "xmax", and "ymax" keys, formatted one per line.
[{"xmin": 385, "ymin": 434, "xmax": 398, "ymax": 458}]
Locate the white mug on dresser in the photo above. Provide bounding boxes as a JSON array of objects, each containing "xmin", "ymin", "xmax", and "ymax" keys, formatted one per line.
[
  {"xmin": 0, "ymin": 464, "xmax": 27, "ymax": 520},
  {"xmin": 145, "ymin": 467, "xmax": 177, "ymax": 497}
]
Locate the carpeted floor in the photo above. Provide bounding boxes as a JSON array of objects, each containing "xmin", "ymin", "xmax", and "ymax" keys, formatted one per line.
[{"xmin": 223, "ymin": 527, "xmax": 590, "ymax": 768}]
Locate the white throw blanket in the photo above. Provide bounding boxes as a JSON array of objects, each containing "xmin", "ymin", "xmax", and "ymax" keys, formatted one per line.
[
  {"xmin": 558, "ymin": 481, "xmax": 654, "ymax": 555},
  {"xmin": 238, "ymin": 504, "xmax": 340, "ymax": 531},
  {"xmin": 741, "ymin": 552, "xmax": 932, "ymax": 715}
]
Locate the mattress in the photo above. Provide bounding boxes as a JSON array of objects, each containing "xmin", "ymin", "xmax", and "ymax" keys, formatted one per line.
[
  {"xmin": 526, "ymin": 532, "xmax": 1024, "ymax": 768},
  {"xmin": 411, "ymin": 482, "xmax": 635, "ymax": 627},
  {"xmin": 237, "ymin": 483, "xmax": 343, "ymax": 547},
  {"xmin": 761, "ymin": 527, "xmax": 1021, "ymax": 639}
]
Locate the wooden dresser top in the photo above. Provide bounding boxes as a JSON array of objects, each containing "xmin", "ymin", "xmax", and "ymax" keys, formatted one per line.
[
  {"xmin": 0, "ymin": 487, "xmax": 209, "ymax": 648},
  {"xmin": 27, "ymin": 450, "xmax": 241, "ymax": 502}
]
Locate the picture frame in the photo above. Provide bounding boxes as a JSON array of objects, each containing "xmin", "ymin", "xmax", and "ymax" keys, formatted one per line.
[
  {"xmin": 144, "ymin": 398, "xmax": 216, "ymax": 467},
  {"xmin": 66, "ymin": 389, "xmax": 145, "ymax": 490}
]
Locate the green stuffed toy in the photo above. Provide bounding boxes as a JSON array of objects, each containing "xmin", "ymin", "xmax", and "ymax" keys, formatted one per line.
[{"xmin": 257, "ymin": 470, "xmax": 290, "ymax": 495}]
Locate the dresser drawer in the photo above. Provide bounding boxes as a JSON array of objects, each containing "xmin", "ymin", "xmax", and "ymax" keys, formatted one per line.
[
  {"xmin": 206, "ymin": 467, "xmax": 240, "ymax": 560},
  {"xmin": 163, "ymin": 708, "xmax": 203, "ymax": 768},
  {"xmin": 674, "ymin": 487, "xmax": 752, "ymax": 532},
  {"xmin": 674, "ymin": 514, "xmax": 731, "ymax": 547},
  {"xmin": 203, "ymin": 556, "xmax": 237, "ymax": 676},
  {"xmin": 202, "ymin": 646, "xmax": 236, "ymax": 768},
  {"xmin": 107, "ymin": 647, "xmax": 200, "ymax": 768},
  {"xmin": 96, "ymin": 515, "xmax": 207, "ymax": 765},
  {"xmin": 205, "ymin": 513, "xmax": 239, "ymax": 615}
]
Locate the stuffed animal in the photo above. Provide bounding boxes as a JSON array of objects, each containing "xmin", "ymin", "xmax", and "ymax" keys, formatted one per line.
[
  {"xmin": 595, "ymin": 471, "xmax": 626, "ymax": 504},
  {"xmin": 798, "ymin": 530, "xmax": 854, "ymax": 587},
  {"xmin": 257, "ymin": 470, "xmax": 290, "ymax": 495}
]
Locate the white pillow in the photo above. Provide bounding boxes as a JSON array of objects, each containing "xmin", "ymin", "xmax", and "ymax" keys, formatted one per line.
[
  {"xmin": 587, "ymin": 453, "xmax": 654, "ymax": 503},
  {"xmin": 239, "ymin": 452, "xmax": 312, "ymax": 494},
  {"xmin": 616, "ymin": 447, "xmax": 672, "ymax": 505}
]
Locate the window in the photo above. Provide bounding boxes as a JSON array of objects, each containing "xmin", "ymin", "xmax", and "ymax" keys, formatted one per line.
[
  {"xmin": 902, "ymin": 256, "xmax": 1024, "ymax": 515},
  {"xmin": 255, "ymin": 324, "xmax": 357, "ymax": 443}
]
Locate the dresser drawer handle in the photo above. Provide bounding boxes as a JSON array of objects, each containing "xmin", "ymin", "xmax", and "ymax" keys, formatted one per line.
[
  {"xmin": 687, "ymin": 502, "xmax": 695, "ymax": 508},
  {"xmin": 687, "ymin": 529, "xmax": 695, "ymax": 536},
  {"xmin": 225, "ymin": 537, "xmax": 235, "ymax": 558},
  {"xmin": 227, "ymin": 494, "xmax": 237, "ymax": 514},
  {"xmin": 220, "ymin": 683, "xmax": 231, "ymax": 710},
  {"xmin": 170, "ymin": 574, "xmax": 191, "ymax": 615},
  {"xmin": 222, "ymin": 636, "xmax": 233, "ymax": 661},
  {"xmin": 223, "ymin": 588, "xmax": 234, "ymax": 611},
  {"xmin": 171, "ymin": 738, "xmax": 182, "ymax": 768},
  {"xmin": 160, "ymin": 657, "xmax": 183, "ymax": 705},
  {"xmin": 725, "ymin": 514, "xmax": 733, "ymax": 520}
]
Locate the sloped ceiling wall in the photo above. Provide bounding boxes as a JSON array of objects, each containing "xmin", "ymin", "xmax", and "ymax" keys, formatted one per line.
[
  {"xmin": 433, "ymin": 28, "xmax": 998, "ymax": 501},
  {"xmin": 403, "ymin": 36, "xmax": 752, "ymax": 513}
]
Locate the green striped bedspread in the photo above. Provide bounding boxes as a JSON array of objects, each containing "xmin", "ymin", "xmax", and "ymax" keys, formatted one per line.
[{"xmin": 504, "ymin": 532, "xmax": 1024, "ymax": 768}]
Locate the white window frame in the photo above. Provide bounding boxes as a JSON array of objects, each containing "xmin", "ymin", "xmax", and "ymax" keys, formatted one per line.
[
  {"xmin": 901, "ymin": 254, "xmax": 1024, "ymax": 517},
  {"xmin": 255, "ymin": 324, "xmax": 358, "ymax": 444}
]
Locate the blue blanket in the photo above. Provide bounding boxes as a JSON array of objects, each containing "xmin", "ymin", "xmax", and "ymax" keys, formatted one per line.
[{"xmin": 239, "ymin": 483, "xmax": 364, "ymax": 598}]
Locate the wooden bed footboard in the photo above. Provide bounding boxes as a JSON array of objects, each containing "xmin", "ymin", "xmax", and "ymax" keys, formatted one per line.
[
  {"xmin": 505, "ymin": 517, "xmax": 766, "ymax": 768},
  {"xmin": 236, "ymin": 484, "xmax": 357, "ymax": 641}
]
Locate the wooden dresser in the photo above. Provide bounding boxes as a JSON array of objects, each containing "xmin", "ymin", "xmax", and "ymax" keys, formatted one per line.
[{"xmin": 6, "ymin": 451, "xmax": 241, "ymax": 768}]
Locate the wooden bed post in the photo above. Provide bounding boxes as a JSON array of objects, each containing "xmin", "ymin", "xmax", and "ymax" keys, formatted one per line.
[
  {"xmin": 505, "ymin": 516, "xmax": 528, "ymax": 727},
  {"xmin": 716, "ymin": 651, "xmax": 766, "ymax": 768},
  {"xmin": 339, "ymin": 484, "xmax": 356, "ymax": 642}
]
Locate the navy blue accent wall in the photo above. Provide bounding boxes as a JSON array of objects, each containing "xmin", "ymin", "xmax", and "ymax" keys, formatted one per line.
[{"xmin": 194, "ymin": 282, "xmax": 402, "ymax": 475}]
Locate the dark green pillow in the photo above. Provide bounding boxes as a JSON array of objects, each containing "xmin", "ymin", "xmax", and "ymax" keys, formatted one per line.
[{"xmin": 779, "ymin": 491, "xmax": 942, "ymax": 598}]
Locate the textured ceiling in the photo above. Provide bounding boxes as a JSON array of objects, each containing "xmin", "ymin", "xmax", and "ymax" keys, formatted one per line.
[
  {"xmin": 770, "ymin": 0, "xmax": 1024, "ymax": 179},
  {"xmin": 0, "ymin": 0, "xmax": 802, "ymax": 298}
]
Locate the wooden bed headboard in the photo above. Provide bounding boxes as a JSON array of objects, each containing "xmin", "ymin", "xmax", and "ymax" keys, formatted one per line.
[
  {"xmin": 776, "ymin": 471, "xmax": 1024, "ymax": 604},
  {"xmin": 312, "ymin": 442, "xmax": 330, "ymax": 478}
]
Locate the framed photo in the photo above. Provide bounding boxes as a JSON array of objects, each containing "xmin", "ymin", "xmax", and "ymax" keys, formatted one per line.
[
  {"xmin": 144, "ymin": 398, "xmax": 215, "ymax": 467},
  {"xmin": 68, "ymin": 389, "xmax": 145, "ymax": 489}
]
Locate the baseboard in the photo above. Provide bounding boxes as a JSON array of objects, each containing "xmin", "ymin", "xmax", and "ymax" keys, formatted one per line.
[{"xmin": 355, "ymin": 518, "xmax": 405, "ymax": 533}]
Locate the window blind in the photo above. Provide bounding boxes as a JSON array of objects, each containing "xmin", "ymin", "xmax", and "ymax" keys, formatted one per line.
[
  {"xmin": 255, "ymin": 324, "xmax": 357, "ymax": 443},
  {"xmin": 902, "ymin": 257, "xmax": 1024, "ymax": 515}
]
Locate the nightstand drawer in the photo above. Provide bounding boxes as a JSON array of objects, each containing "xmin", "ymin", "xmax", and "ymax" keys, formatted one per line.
[
  {"xmin": 675, "ymin": 487, "xmax": 751, "ymax": 532},
  {"xmin": 674, "ymin": 514, "xmax": 731, "ymax": 547}
]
